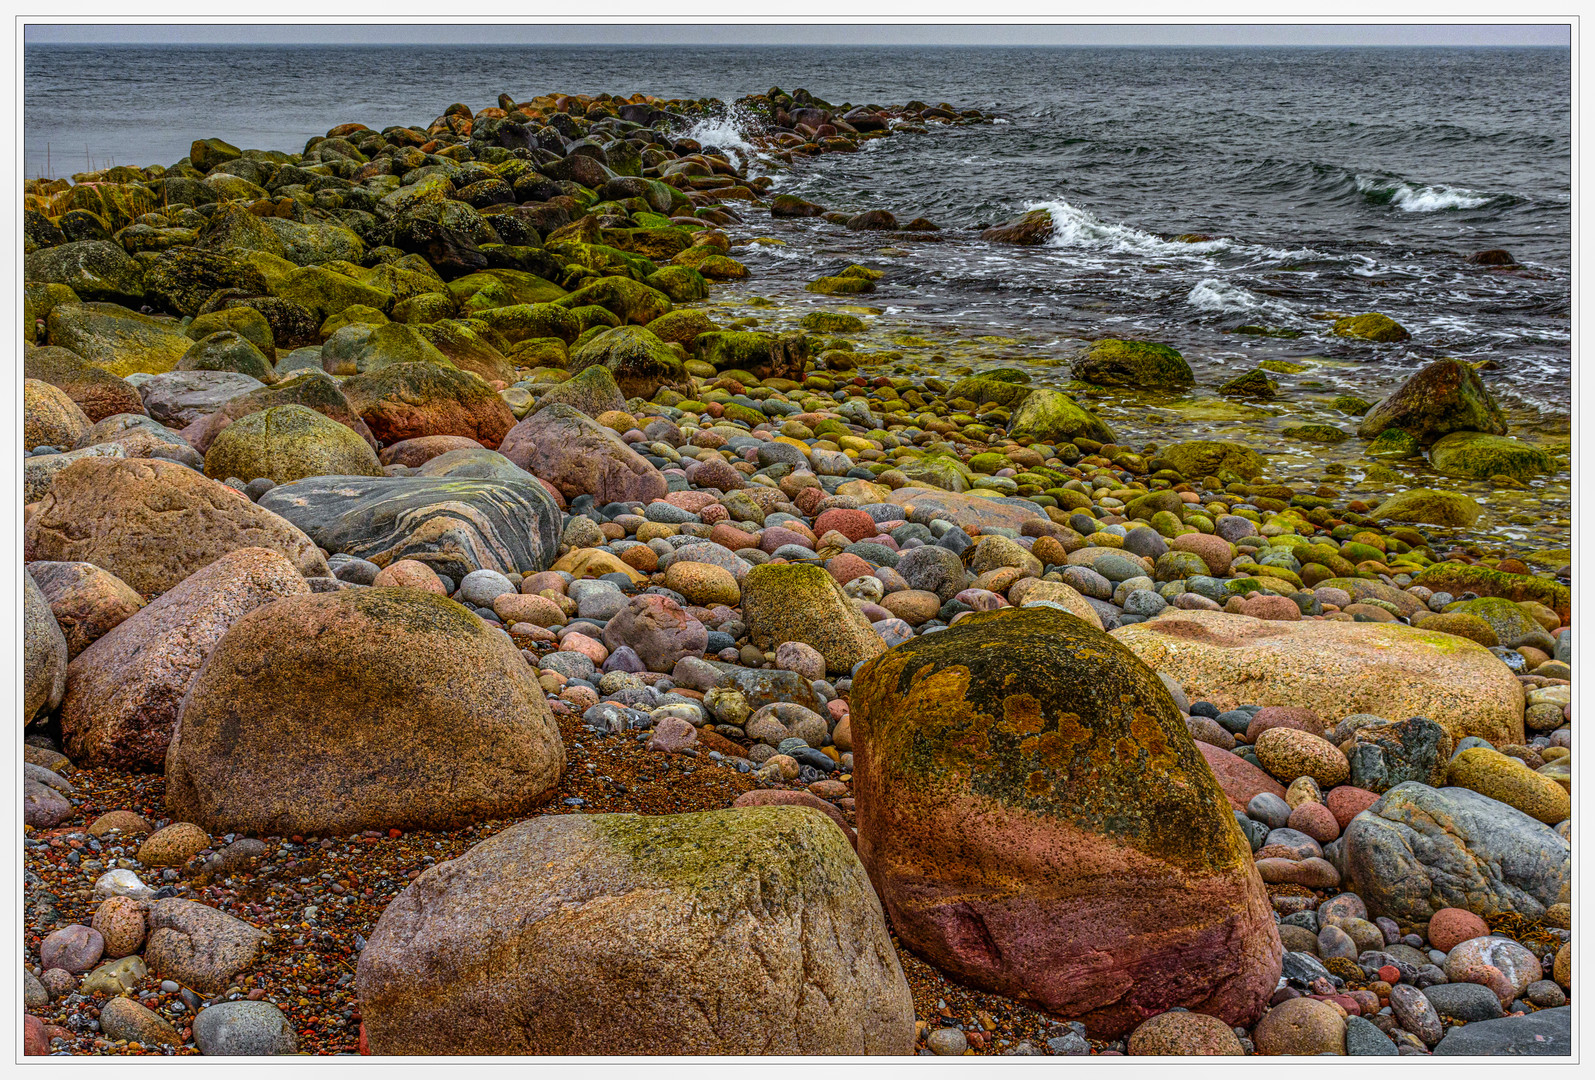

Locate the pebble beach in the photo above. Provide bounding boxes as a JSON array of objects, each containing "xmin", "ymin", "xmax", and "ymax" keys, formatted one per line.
[{"xmin": 20, "ymin": 81, "xmax": 1572, "ymax": 1057}]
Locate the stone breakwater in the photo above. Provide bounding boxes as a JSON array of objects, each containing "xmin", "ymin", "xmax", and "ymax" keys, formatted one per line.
[{"xmin": 21, "ymin": 86, "xmax": 1570, "ymax": 1058}]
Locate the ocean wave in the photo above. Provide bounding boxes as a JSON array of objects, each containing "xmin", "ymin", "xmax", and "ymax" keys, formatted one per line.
[
  {"xmin": 1023, "ymin": 198, "xmax": 1231, "ymax": 256},
  {"xmin": 1186, "ymin": 278, "xmax": 1265, "ymax": 313},
  {"xmin": 676, "ymin": 108, "xmax": 759, "ymax": 169},
  {"xmin": 1355, "ymin": 175, "xmax": 1493, "ymax": 212}
]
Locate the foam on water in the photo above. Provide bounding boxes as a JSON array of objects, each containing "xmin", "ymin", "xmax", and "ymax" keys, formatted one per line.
[
  {"xmin": 1024, "ymin": 198, "xmax": 1231, "ymax": 256},
  {"xmin": 1186, "ymin": 278, "xmax": 1269, "ymax": 314},
  {"xmin": 676, "ymin": 107, "xmax": 759, "ymax": 169},
  {"xmin": 1356, "ymin": 175, "xmax": 1493, "ymax": 212}
]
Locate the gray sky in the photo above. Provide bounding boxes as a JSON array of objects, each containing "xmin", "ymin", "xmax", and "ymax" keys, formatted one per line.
[{"xmin": 23, "ymin": 23, "xmax": 1572, "ymax": 48}]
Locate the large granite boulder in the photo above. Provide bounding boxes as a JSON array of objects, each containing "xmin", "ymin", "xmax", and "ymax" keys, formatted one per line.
[
  {"xmin": 24, "ymin": 378, "xmax": 92, "ymax": 451},
  {"xmin": 567, "ymin": 325, "xmax": 686, "ymax": 399},
  {"xmin": 1341, "ymin": 783, "xmax": 1570, "ymax": 922},
  {"xmin": 259, "ymin": 474, "xmax": 560, "ymax": 581},
  {"xmin": 1357, "ymin": 359, "xmax": 1507, "ymax": 444},
  {"xmin": 166, "ymin": 588, "xmax": 565, "ymax": 835},
  {"xmin": 1074, "ymin": 339, "xmax": 1195, "ymax": 391},
  {"xmin": 24, "ymin": 457, "xmax": 329, "ymax": 594},
  {"xmin": 532, "ymin": 363, "xmax": 628, "ymax": 418},
  {"xmin": 138, "ymin": 370, "xmax": 267, "ymax": 428},
  {"xmin": 24, "ymin": 570, "xmax": 68, "ymax": 723},
  {"xmin": 203, "ymin": 404, "xmax": 384, "ymax": 485},
  {"xmin": 24, "ymin": 344, "xmax": 146, "ymax": 422},
  {"xmin": 1111, "ymin": 610, "xmax": 1524, "ymax": 746},
  {"xmin": 498, "ymin": 402, "xmax": 667, "ymax": 505},
  {"xmin": 180, "ymin": 370, "xmax": 378, "ymax": 454},
  {"xmin": 25, "ymin": 561, "xmax": 146, "ymax": 659},
  {"xmin": 60, "ymin": 547, "xmax": 308, "ymax": 770},
  {"xmin": 72, "ymin": 413, "xmax": 203, "ymax": 469},
  {"xmin": 851, "ymin": 606, "xmax": 1281, "ymax": 1037},
  {"xmin": 45, "ymin": 302, "xmax": 192, "ymax": 377},
  {"xmin": 355, "ymin": 807, "xmax": 915, "ymax": 1055},
  {"xmin": 741, "ymin": 563, "xmax": 888, "ymax": 675},
  {"xmin": 341, "ymin": 362, "xmax": 515, "ymax": 448}
]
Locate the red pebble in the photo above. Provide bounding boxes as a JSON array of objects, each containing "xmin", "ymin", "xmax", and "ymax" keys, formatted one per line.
[
  {"xmin": 388, "ymin": 829, "xmax": 401, "ymax": 839},
  {"xmin": 1378, "ymin": 965, "xmax": 1402, "ymax": 985}
]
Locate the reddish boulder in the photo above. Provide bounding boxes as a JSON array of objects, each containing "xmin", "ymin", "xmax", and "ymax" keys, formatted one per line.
[
  {"xmin": 499, "ymin": 402, "xmax": 666, "ymax": 505},
  {"xmin": 601, "ymin": 594, "xmax": 707, "ymax": 673},
  {"xmin": 379, "ymin": 435, "xmax": 485, "ymax": 467},
  {"xmin": 1197, "ymin": 741, "xmax": 1289, "ymax": 813},
  {"xmin": 1326, "ymin": 785, "xmax": 1380, "ymax": 830},
  {"xmin": 341, "ymin": 362, "xmax": 515, "ymax": 448},
  {"xmin": 850, "ymin": 607, "xmax": 1281, "ymax": 1038}
]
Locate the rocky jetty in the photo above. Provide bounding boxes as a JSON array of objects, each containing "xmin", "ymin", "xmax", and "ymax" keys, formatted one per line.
[{"xmin": 20, "ymin": 85, "xmax": 1570, "ymax": 1059}]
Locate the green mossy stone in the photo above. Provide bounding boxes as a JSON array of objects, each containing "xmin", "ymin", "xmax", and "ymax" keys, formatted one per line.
[
  {"xmin": 475, "ymin": 302, "xmax": 583, "ymax": 345},
  {"xmin": 278, "ymin": 265, "xmax": 395, "ymax": 321},
  {"xmin": 177, "ymin": 331, "xmax": 278, "ymax": 383},
  {"xmin": 1332, "ymin": 313, "xmax": 1410, "ymax": 342},
  {"xmin": 800, "ymin": 311, "xmax": 866, "ymax": 334},
  {"xmin": 392, "ymin": 293, "xmax": 458, "ymax": 325},
  {"xmin": 644, "ymin": 266, "xmax": 710, "ymax": 303},
  {"xmin": 1411, "ymin": 564, "xmax": 1570, "ymax": 620},
  {"xmin": 319, "ymin": 304, "xmax": 390, "ymax": 340},
  {"xmin": 204, "ymin": 403, "xmax": 383, "ymax": 485},
  {"xmin": 187, "ymin": 306, "xmax": 274, "ymax": 355},
  {"xmin": 568, "ymin": 326, "xmax": 686, "ymax": 400},
  {"xmin": 552, "ymin": 275, "xmax": 672, "ymax": 325},
  {"xmin": 1366, "ymin": 428, "xmax": 1421, "ymax": 460},
  {"xmin": 24, "ymin": 240, "xmax": 147, "ymax": 306},
  {"xmin": 1428, "ymin": 431, "xmax": 1555, "ymax": 482},
  {"xmin": 1008, "ymin": 388, "xmax": 1116, "ymax": 446},
  {"xmin": 1218, "ymin": 368, "xmax": 1279, "ymax": 399},
  {"xmin": 1074, "ymin": 339, "xmax": 1195, "ymax": 391},
  {"xmin": 1281, "ymin": 424, "xmax": 1351, "ymax": 444},
  {"xmin": 45, "ymin": 302, "xmax": 192, "ymax": 377},
  {"xmin": 1356, "ymin": 359, "xmax": 1506, "ymax": 444},
  {"xmin": 805, "ymin": 275, "xmax": 874, "ymax": 295},
  {"xmin": 1365, "ymin": 488, "xmax": 1482, "ymax": 528},
  {"xmin": 1156, "ymin": 440, "xmax": 1265, "ymax": 482},
  {"xmin": 1332, "ymin": 395, "xmax": 1373, "ymax": 416}
]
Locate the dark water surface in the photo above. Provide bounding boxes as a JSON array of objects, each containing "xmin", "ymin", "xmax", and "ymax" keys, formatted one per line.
[{"xmin": 26, "ymin": 44, "xmax": 1571, "ymax": 422}]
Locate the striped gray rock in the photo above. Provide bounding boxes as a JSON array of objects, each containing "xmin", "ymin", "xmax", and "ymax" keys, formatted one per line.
[{"xmin": 260, "ymin": 474, "xmax": 560, "ymax": 582}]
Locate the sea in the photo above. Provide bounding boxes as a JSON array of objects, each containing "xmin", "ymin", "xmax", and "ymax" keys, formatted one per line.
[{"xmin": 25, "ymin": 44, "xmax": 1572, "ymax": 426}]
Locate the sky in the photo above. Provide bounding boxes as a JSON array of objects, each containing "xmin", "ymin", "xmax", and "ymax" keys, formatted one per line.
[{"xmin": 23, "ymin": 23, "xmax": 1572, "ymax": 48}]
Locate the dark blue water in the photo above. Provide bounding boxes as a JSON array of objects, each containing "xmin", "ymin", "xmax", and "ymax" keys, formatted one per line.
[{"xmin": 25, "ymin": 44, "xmax": 1570, "ymax": 416}]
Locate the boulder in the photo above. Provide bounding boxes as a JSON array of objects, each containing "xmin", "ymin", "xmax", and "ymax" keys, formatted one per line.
[
  {"xmin": 165, "ymin": 588, "xmax": 565, "ymax": 835},
  {"xmin": 24, "ymin": 240, "xmax": 146, "ymax": 305},
  {"xmin": 177, "ymin": 331, "xmax": 277, "ymax": 383},
  {"xmin": 45, "ymin": 302, "xmax": 192, "ymax": 377},
  {"xmin": 143, "ymin": 249, "xmax": 269, "ymax": 317},
  {"xmin": 1128, "ymin": 1010, "xmax": 1246, "ymax": 1055},
  {"xmin": 531, "ymin": 363, "xmax": 628, "ymax": 418},
  {"xmin": 567, "ymin": 325, "xmax": 686, "ymax": 400},
  {"xmin": 180, "ymin": 370, "xmax": 378, "ymax": 455},
  {"xmin": 1429, "ymin": 431, "xmax": 1555, "ymax": 483},
  {"xmin": 25, "ymin": 457, "xmax": 328, "ymax": 594},
  {"xmin": 341, "ymin": 362, "xmax": 516, "ymax": 448},
  {"xmin": 72, "ymin": 408, "xmax": 202, "ymax": 469},
  {"xmin": 1074, "ymin": 340, "xmax": 1195, "ymax": 391},
  {"xmin": 25, "ymin": 560, "xmax": 146, "ymax": 659},
  {"xmin": 1341, "ymin": 782, "xmax": 1570, "ymax": 922},
  {"xmin": 850, "ymin": 606, "xmax": 1281, "ymax": 1037},
  {"xmin": 601, "ymin": 594, "xmax": 708, "ymax": 673},
  {"xmin": 203, "ymin": 404, "xmax": 384, "ymax": 485},
  {"xmin": 24, "ymin": 379, "xmax": 92, "ymax": 451},
  {"xmin": 1446, "ymin": 747, "xmax": 1571, "ymax": 825},
  {"xmin": 60, "ymin": 547, "xmax": 309, "ymax": 770},
  {"xmin": 884, "ymin": 487, "xmax": 1047, "ymax": 533},
  {"xmin": 138, "ymin": 370, "xmax": 267, "ymax": 428},
  {"xmin": 1007, "ymin": 388, "xmax": 1115, "ymax": 444},
  {"xmin": 1356, "ymin": 359, "xmax": 1506, "ymax": 444},
  {"xmin": 1366, "ymin": 488, "xmax": 1482, "ymax": 528},
  {"xmin": 23, "ymin": 344, "xmax": 146, "ymax": 421},
  {"xmin": 24, "ymin": 570, "xmax": 69, "ymax": 723},
  {"xmin": 1344, "ymin": 715, "xmax": 1452, "ymax": 793},
  {"xmin": 1432, "ymin": 1007, "xmax": 1570, "ymax": 1056},
  {"xmin": 193, "ymin": 1001, "xmax": 298, "ymax": 1056},
  {"xmin": 1157, "ymin": 440, "xmax": 1266, "ymax": 482},
  {"xmin": 741, "ymin": 563, "xmax": 888, "ymax": 676},
  {"xmin": 355, "ymin": 808, "xmax": 914, "ymax": 1055},
  {"xmin": 691, "ymin": 330, "xmax": 810, "ymax": 382},
  {"xmin": 1111, "ymin": 610, "xmax": 1524, "ymax": 746},
  {"xmin": 498, "ymin": 402, "xmax": 667, "ymax": 505},
  {"xmin": 260, "ymin": 474, "xmax": 560, "ymax": 581}
]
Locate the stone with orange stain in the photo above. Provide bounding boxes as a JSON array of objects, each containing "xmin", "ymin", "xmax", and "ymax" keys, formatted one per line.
[{"xmin": 850, "ymin": 606, "xmax": 1281, "ymax": 1039}]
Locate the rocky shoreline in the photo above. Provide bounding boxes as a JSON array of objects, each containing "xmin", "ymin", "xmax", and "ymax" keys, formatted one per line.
[{"xmin": 21, "ymin": 87, "xmax": 1571, "ymax": 1056}]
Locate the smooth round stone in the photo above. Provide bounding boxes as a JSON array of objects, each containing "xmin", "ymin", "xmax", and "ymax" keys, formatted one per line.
[
  {"xmin": 1247, "ymin": 793, "xmax": 1293, "ymax": 830},
  {"xmin": 644, "ymin": 502, "xmax": 699, "ymax": 524},
  {"xmin": 193, "ymin": 1001, "xmax": 298, "ymax": 1056},
  {"xmin": 1092, "ymin": 553, "xmax": 1146, "ymax": 582},
  {"xmin": 458, "ymin": 570, "xmax": 517, "ymax": 608},
  {"xmin": 926, "ymin": 1028, "xmax": 968, "ymax": 1056},
  {"xmin": 1216, "ymin": 710, "xmax": 1253, "ymax": 735},
  {"xmin": 1123, "ymin": 589, "xmax": 1167, "ymax": 617}
]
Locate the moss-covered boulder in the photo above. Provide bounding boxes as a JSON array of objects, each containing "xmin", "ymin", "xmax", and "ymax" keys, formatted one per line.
[
  {"xmin": 805, "ymin": 274, "xmax": 874, "ymax": 295},
  {"xmin": 851, "ymin": 606, "xmax": 1281, "ymax": 1037},
  {"xmin": 1366, "ymin": 428, "xmax": 1421, "ymax": 460},
  {"xmin": 1074, "ymin": 340, "xmax": 1195, "ymax": 390},
  {"xmin": 1366, "ymin": 488, "xmax": 1482, "ymax": 528},
  {"xmin": 567, "ymin": 326, "xmax": 686, "ymax": 400},
  {"xmin": 189, "ymin": 137, "xmax": 242, "ymax": 172},
  {"xmin": 24, "ymin": 379, "xmax": 92, "ymax": 452},
  {"xmin": 182, "ymin": 370, "xmax": 377, "ymax": 454},
  {"xmin": 1356, "ymin": 359, "xmax": 1506, "ymax": 444},
  {"xmin": 342, "ymin": 362, "xmax": 515, "ymax": 449},
  {"xmin": 410, "ymin": 320, "xmax": 515, "ymax": 385},
  {"xmin": 23, "ymin": 345, "xmax": 145, "ymax": 422},
  {"xmin": 186, "ymin": 305, "xmax": 274, "ymax": 355},
  {"xmin": 644, "ymin": 308, "xmax": 715, "ymax": 347},
  {"xmin": 948, "ymin": 370, "xmax": 1034, "ymax": 408},
  {"xmin": 1007, "ymin": 388, "xmax": 1116, "ymax": 445},
  {"xmin": 1156, "ymin": 440, "xmax": 1265, "ymax": 481},
  {"xmin": 165, "ymin": 588, "xmax": 564, "ymax": 835},
  {"xmin": 1410, "ymin": 564, "xmax": 1570, "ymax": 621},
  {"xmin": 552, "ymin": 275, "xmax": 672, "ymax": 325},
  {"xmin": 259, "ymin": 218, "xmax": 365, "ymax": 266},
  {"xmin": 1218, "ymin": 368, "xmax": 1278, "ymax": 399},
  {"xmin": 1332, "ymin": 313, "xmax": 1410, "ymax": 342},
  {"xmin": 1281, "ymin": 424, "xmax": 1351, "ymax": 444},
  {"xmin": 276, "ymin": 264, "xmax": 395, "ymax": 321},
  {"xmin": 24, "ymin": 282, "xmax": 80, "ymax": 342},
  {"xmin": 692, "ymin": 330, "xmax": 809, "ymax": 381},
  {"xmin": 24, "ymin": 240, "xmax": 146, "ymax": 306},
  {"xmin": 45, "ymin": 302, "xmax": 193, "ymax": 377},
  {"xmin": 1429, "ymin": 431, "xmax": 1555, "ymax": 482},
  {"xmin": 741, "ymin": 563, "xmax": 888, "ymax": 675},
  {"xmin": 533, "ymin": 364, "xmax": 628, "ymax": 419},
  {"xmin": 356, "ymin": 807, "xmax": 914, "ymax": 1055},
  {"xmin": 176, "ymin": 331, "xmax": 278, "ymax": 384},
  {"xmin": 46, "ymin": 181, "xmax": 160, "ymax": 232},
  {"xmin": 142, "ymin": 250, "xmax": 269, "ymax": 317},
  {"xmin": 643, "ymin": 265, "xmax": 709, "ymax": 302},
  {"xmin": 980, "ymin": 208, "xmax": 1056, "ymax": 245},
  {"xmin": 799, "ymin": 311, "xmax": 865, "ymax": 334},
  {"xmin": 473, "ymin": 301, "xmax": 582, "ymax": 345},
  {"xmin": 896, "ymin": 452, "xmax": 974, "ymax": 492},
  {"xmin": 349, "ymin": 323, "xmax": 453, "ymax": 374},
  {"xmin": 203, "ymin": 404, "xmax": 384, "ymax": 485}
]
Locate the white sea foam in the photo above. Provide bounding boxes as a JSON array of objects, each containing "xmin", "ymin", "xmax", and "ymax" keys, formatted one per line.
[
  {"xmin": 1186, "ymin": 278, "xmax": 1262, "ymax": 313},
  {"xmin": 1356, "ymin": 175, "xmax": 1492, "ymax": 212},
  {"xmin": 676, "ymin": 109, "xmax": 759, "ymax": 169},
  {"xmin": 1023, "ymin": 199, "xmax": 1230, "ymax": 256}
]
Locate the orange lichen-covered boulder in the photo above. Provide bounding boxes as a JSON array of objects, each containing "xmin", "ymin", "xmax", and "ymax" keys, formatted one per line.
[{"xmin": 850, "ymin": 606, "xmax": 1281, "ymax": 1038}]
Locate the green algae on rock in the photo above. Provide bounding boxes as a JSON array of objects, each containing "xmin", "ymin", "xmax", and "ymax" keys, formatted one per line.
[
  {"xmin": 1007, "ymin": 387, "xmax": 1116, "ymax": 445},
  {"xmin": 850, "ymin": 606, "xmax": 1280, "ymax": 1038},
  {"xmin": 1410, "ymin": 563, "xmax": 1570, "ymax": 621},
  {"xmin": 741, "ymin": 562, "xmax": 887, "ymax": 674},
  {"xmin": 1331, "ymin": 312, "xmax": 1410, "ymax": 342},
  {"xmin": 1428, "ymin": 430, "xmax": 1555, "ymax": 482},
  {"xmin": 1356, "ymin": 358, "xmax": 1507, "ymax": 443},
  {"xmin": 1155, "ymin": 440, "xmax": 1266, "ymax": 481},
  {"xmin": 1073, "ymin": 339, "xmax": 1196, "ymax": 390},
  {"xmin": 1366, "ymin": 488, "xmax": 1482, "ymax": 528},
  {"xmin": 203, "ymin": 404, "xmax": 384, "ymax": 485}
]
